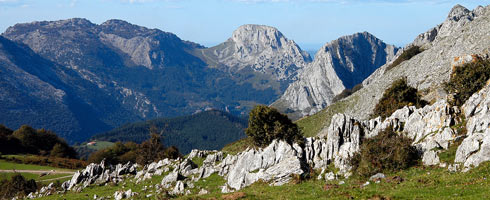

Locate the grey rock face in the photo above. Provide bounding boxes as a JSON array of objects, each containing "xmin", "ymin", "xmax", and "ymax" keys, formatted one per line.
[
  {"xmin": 203, "ymin": 24, "xmax": 311, "ymax": 82},
  {"xmin": 223, "ymin": 140, "xmax": 305, "ymax": 190},
  {"xmin": 62, "ymin": 160, "xmax": 137, "ymax": 192},
  {"xmin": 455, "ymin": 83, "xmax": 490, "ymax": 170},
  {"xmin": 273, "ymin": 32, "xmax": 398, "ymax": 117},
  {"xmin": 308, "ymin": 99, "xmax": 459, "ymax": 172},
  {"xmin": 340, "ymin": 4, "xmax": 490, "ymax": 123}
]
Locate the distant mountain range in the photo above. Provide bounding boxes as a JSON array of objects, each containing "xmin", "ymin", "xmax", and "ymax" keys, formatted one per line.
[{"xmin": 0, "ymin": 19, "xmax": 394, "ymax": 143}]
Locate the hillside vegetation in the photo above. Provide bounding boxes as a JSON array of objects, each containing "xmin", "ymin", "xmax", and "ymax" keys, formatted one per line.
[
  {"xmin": 92, "ymin": 110, "xmax": 247, "ymax": 154},
  {"xmin": 371, "ymin": 78, "xmax": 427, "ymax": 119},
  {"xmin": 0, "ymin": 125, "xmax": 77, "ymax": 159},
  {"xmin": 445, "ymin": 57, "xmax": 490, "ymax": 106}
]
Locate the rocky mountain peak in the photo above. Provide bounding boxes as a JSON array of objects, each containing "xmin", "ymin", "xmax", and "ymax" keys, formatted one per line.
[
  {"xmin": 273, "ymin": 32, "xmax": 398, "ymax": 118},
  {"xmin": 447, "ymin": 4, "xmax": 471, "ymax": 21},
  {"xmin": 203, "ymin": 24, "xmax": 311, "ymax": 83},
  {"xmin": 231, "ymin": 24, "xmax": 286, "ymax": 51},
  {"xmin": 99, "ymin": 19, "xmax": 158, "ymax": 38}
]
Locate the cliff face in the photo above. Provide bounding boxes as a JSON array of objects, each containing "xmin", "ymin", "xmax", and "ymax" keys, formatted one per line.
[
  {"xmin": 202, "ymin": 24, "xmax": 311, "ymax": 82},
  {"xmin": 273, "ymin": 32, "xmax": 398, "ymax": 118}
]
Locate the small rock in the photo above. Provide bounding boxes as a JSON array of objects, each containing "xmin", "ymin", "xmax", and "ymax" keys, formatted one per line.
[
  {"xmin": 325, "ymin": 172, "xmax": 336, "ymax": 181},
  {"xmin": 369, "ymin": 173, "xmax": 385, "ymax": 181},
  {"xmin": 199, "ymin": 188, "xmax": 209, "ymax": 195},
  {"xmin": 362, "ymin": 181, "xmax": 370, "ymax": 187}
]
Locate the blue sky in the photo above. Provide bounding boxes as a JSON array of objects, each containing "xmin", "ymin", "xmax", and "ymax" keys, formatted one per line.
[{"xmin": 0, "ymin": 0, "xmax": 488, "ymax": 50}]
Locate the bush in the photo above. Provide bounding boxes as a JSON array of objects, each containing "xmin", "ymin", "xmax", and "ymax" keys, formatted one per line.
[
  {"xmin": 445, "ymin": 57, "xmax": 490, "ymax": 106},
  {"xmin": 245, "ymin": 105, "xmax": 303, "ymax": 147},
  {"xmin": 332, "ymin": 83, "xmax": 363, "ymax": 103},
  {"xmin": 386, "ymin": 46, "xmax": 423, "ymax": 72},
  {"xmin": 0, "ymin": 174, "xmax": 37, "ymax": 199},
  {"xmin": 371, "ymin": 78, "xmax": 427, "ymax": 119},
  {"xmin": 349, "ymin": 127, "xmax": 419, "ymax": 177}
]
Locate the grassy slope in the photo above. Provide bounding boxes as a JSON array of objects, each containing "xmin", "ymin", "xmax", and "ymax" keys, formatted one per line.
[
  {"xmin": 0, "ymin": 172, "xmax": 71, "ymax": 182},
  {"xmin": 0, "ymin": 159, "xmax": 67, "ymax": 171},
  {"xmin": 34, "ymin": 161, "xmax": 490, "ymax": 199},
  {"xmin": 296, "ymin": 95, "xmax": 359, "ymax": 138}
]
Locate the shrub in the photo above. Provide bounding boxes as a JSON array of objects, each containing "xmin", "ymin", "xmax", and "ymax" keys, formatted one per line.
[
  {"xmin": 0, "ymin": 174, "xmax": 37, "ymax": 199},
  {"xmin": 445, "ymin": 57, "xmax": 490, "ymax": 106},
  {"xmin": 332, "ymin": 83, "xmax": 363, "ymax": 103},
  {"xmin": 371, "ymin": 78, "xmax": 427, "ymax": 119},
  {"xmin": 386, "ymin": 46, "xmax": 423, "ymax": 72},
  {"xmin": 245, "ymin": 105, "xmax": 303, "ymax": 147},
  {"xmin": 349, "ymin": 127, "xmax": 419, "ymax": 177}
]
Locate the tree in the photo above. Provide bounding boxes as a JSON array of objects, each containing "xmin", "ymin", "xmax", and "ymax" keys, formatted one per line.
[
  {"xmin": 245, "ymin": 105, "xmax": 303, "ymax": 147},
  {"xmin": 49, "ymin": 143, "xmax": 77, "ymax": 158},
  {"xmin": 136, "ymin": 133, "xmax": 166, "ymax": 164}
]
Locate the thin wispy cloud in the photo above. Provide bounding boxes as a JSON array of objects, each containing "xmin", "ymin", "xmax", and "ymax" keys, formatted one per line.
[{"xmin": 231, "ymin": 0, "xmax": 459, "ymax": 4}]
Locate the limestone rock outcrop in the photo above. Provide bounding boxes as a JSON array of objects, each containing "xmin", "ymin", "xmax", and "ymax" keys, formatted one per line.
[
  {"xmin": 455, "ymin": 83, "xmax": 490, "ymax": 171},
  {"xmin": 61, "ymin": 160, "xmax": 138, "ymax": 192}
]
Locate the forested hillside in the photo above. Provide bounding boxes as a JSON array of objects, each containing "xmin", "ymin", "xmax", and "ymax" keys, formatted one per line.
[{"xmin": 92, "ymin": 110, "xmax": 247, "ymax": 154}]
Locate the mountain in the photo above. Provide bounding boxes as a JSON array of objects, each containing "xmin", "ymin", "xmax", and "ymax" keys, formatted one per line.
[
  {"xmin": 91, "ymin": 110, "xmax": 247, "ymax": 154},
  {"xmin": 0, "ymin": 36, "xmax": 137, "ymax": 142},
  {"xmin": 196, "ymin": 24, "xmax": 311, "ymax": 102},
  {"xmin": 1, "ymin": 19, "xmax": 308, "ymax": 142},
  {"xmin": 199, "ymin": 24, "xmax": 311, "ymax": 82},
  {"xmin": 340, "ymin": 4, "xmax": 489, "ymax": 121},
  {"xmin": 272, "ymin": 32, "xmax": 398, "ymax": 118},
  {"xmin": 296, "ymin": 4, "xmax": 490, "ymax": 138}
]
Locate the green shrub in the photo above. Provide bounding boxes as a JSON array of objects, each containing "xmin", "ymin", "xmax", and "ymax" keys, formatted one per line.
[
  {"xmin": 371, "ymin": 78, "xmax": 427, "ymax": 119},
  {"xmin": 349, "ymin": 127, "xmax": 419, "ymax": 177},
  {"xmin": 332, "ymin": 83, "xmax": 363, "ymax": 103},
  {"xmin": 246, "ymin": 105, "xmax": 303, "ymax": 147},
  {"xmin": 445, "ymin": 57, "xmax": 490, "ymax": 106},
  {"xmin": 386, "ymin": 46, "xmax": 423, "ymax": 72},
  {"xmin": 0, "ymin": 174, "xmax": 37, "ymax": 199}
]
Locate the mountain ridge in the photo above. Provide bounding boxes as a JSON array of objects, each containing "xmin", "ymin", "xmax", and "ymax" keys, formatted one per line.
[
  {"xmin": 273, "ymin": 31, "xmax": 398, "ymax": 118},
  {"xmin": 0, "ymin": 19, "xmax": 313, "ymax": 142}
]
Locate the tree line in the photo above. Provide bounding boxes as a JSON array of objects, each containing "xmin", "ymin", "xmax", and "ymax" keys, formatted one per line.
[{"xmin": 0, "ymin": 124, "xmax": 77, "ymax": 158}]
